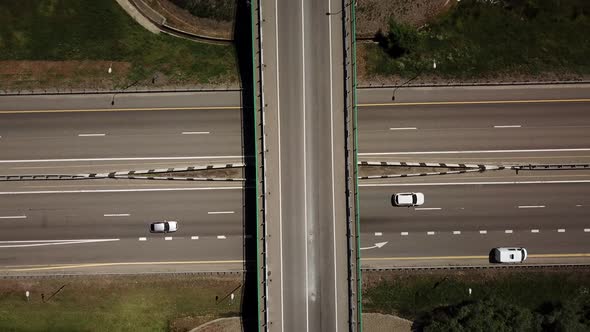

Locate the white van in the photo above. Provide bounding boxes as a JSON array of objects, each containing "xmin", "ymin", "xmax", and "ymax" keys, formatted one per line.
[{"xmin": 492, "ymin": 247, "xmax": 527, "ymax": 263}]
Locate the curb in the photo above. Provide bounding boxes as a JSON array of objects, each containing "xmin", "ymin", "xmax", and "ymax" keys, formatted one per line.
[
  {"xmin": 357, "ymin": 80, "xmax": 590, "ymax": 89},
  {"xmin": 359, "ymin": 168, "xmax": 485, "ymax": 180},
  {"xmin": 359, "ymin": 161, "xmax": 503, "ymax": 169},
  {"xmin": 0, "ymin": 164, "xmax": 245, "ymax": 181},
  {"xmin": 362, "ymin": 263, "xmax": 590, "ymax": 271},
  {"xmin": 0, "ymin": 87, "xmax": 240, "ymax": 97}
]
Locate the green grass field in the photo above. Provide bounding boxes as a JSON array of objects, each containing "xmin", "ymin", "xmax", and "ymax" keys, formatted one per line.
[
  {"xmin": 0, "ymin": 0, "xmax": 237, "ymax": 89},
  {"xmin": 0, "ymin": 275, "xmax": 241, "ymax": 332},
  {"xmin": 363, "ymin": 269, "xmax": 590, "ymax": 320},
  {"xmin": 366, "ymin": 0, "xmax": 590, "ymax": 80}
]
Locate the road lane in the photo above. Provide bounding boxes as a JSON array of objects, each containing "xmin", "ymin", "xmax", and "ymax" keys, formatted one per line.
[
  {"xmin": 0, "ymin": 189, "xmax": 243, "ymax": 240},
  {"xmin": 0, "ymin": 109, "xmax": 242, "ymax": 161}
]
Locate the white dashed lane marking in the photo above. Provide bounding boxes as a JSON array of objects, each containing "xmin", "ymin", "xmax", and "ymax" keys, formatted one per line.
[
  {"xmin": 427, "ymin": 231, "xmax": 435, "ymax": 235},
  {"xmin": 453, "ymin": 231, "xmax": 461, "ymax": 235},
  {"xmin": 494, "ymin": 125, "xmax": 522, "ymax": 128},
  {"xmin": 558, "ymin": 229, "xmax": 566, "ymax": 233},
  {"xmin": 479, "ymin": 230, "xmax": 488, "ymax": 234},
  {"xmin": 401, "ymin": 232, "xmax": 408, "ymax": 236},
  {"xmin": 505, "ymin": 230, "xmax": 513, "ymax": 234},
  {"xmin": 389, "ymin": 127, "xmax": 417, "ymax": 131},
  {"xmin": 103, "ymin": 213, "xmax": 130, "ymax": 217},
  {"xmin": 191, "ymin": 236, "xmax": 199, "ymax": 240},
  {"xmin": 138, "ymin": 237, "xmax": 147, "ymax": 241},
  {"xmin": 518, "ymin": 205, "xmax": 545, "ymax": 209},
  {"xmin": 0, "ymin": 215, "xmax": 27, "ymax": 219},
  {"xmin": 165, "ymin": 237, "xmax": 173, "ymax": 240},
  {"xmin": 414, "ymin": 207, "xmax": 442, "ymax": 211},
  {"xmin": 78, "ymin": 133, "xmax": 106, "ymax": 137},
  {"xmin": 531, "ymin": 229, "xmax": 540, "ymax": 233},
  {"xmin": 375, "ymin": 232, "xmax": 383, "ymax": 236},
  {"xmin": 585, "ymin": 229, "xmax": 590, "ymax": 233},
  {"xmin": 217, "ymin": 235, "xmax": 227, "ymax": 239},
  {"xmin": 182, "ymin": 131, "xmax": 210, "ymax": 135},
  {"xmin": 208, "ymin": 211, "xmax": 235, "ymax": 215}
]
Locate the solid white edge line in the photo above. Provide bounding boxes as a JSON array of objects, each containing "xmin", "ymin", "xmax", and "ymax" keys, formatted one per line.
[
  {"xmin": 327, "ymin": 0, "xmax": 339, "ymax": 327},
  {"xmin": 273, "ymin": 0, "xmax": 285, "ymax": 328},
  {"xmin": 0, "ymin": 187, "xmax": 242, "ymax": 195},
  {"xmin": 358, "ymin": 148, "xmax": 590, "ymax": 156},
  {"xmin": 0, "ymin": 239, "xmax": 119, "ymax": 243},
  {"xmin": 301, "ymin": 0, "xmax": 310, "ymax": 329},
  {"xmin": 276, "ymin": 0, "xmax": 285, "ymax": 331},
  {"xmin": 360, "ymin": 180, "xmax": 590, "ymax": 187},
  {"xmin": 0, "ymin": 215, "xmax": 27, "ymax": 219},
  {"xmin": 0, "ymin": 156, "xmax": 243, "ymax": 163}
]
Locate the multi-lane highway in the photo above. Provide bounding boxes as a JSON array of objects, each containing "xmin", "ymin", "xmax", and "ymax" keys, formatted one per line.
[{"xmin": 1, "ymin": 84, "xmax": 589, "ymax": 277}]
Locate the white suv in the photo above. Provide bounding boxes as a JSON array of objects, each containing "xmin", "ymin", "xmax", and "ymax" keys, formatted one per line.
[
  {"xmin": 391, "ymin": 192, "xmax": 425, "ymax": 207},
  {"xmin": 492, "ymin": 247, "xmax": 527, "ymax": 263}
]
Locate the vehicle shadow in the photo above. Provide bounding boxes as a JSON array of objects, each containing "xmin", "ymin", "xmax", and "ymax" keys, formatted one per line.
[{"xmin": 235, "ymin": 1, "xmax": 259, "ymax": 330}]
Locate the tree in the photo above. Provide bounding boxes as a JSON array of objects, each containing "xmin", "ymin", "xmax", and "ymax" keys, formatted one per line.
[
  {"xmin": 418, "ymin": 298, "xmax": 536, "ymax": 332},
  {"xmin": 382, "ymin": 19, "xmax": 419, "ymax": 58}
]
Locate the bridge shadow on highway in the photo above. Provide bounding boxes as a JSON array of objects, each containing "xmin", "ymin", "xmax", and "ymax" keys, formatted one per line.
[{"xmin": 235, "ymin": 1, "xmax": 258, "ymax": 330}]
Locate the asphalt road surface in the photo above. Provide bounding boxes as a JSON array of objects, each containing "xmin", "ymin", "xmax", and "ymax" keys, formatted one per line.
[
  {"xmin": 0, "ymin": 84, "xmax": 589, "ymax": 275},
  {"xmin": 259, "ymin": 0, "xmax": 350, "ymax": 329}
]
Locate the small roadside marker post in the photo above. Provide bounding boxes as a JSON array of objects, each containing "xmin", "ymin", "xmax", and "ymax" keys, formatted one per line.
[
  {"xmin": 25, "ymin": 291, "xmax": 30, "ymax": 302},
  {"xmin": 469, "ymin": 288, "xmax": 472, "ymax": 296}
]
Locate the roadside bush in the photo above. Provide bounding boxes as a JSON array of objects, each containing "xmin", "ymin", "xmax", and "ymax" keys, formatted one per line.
[{"xmin": 369, "ymin": 0, "xmax": 590, "ymax": 79}]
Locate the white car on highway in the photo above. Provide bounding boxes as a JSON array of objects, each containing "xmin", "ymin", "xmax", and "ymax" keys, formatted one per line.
[
  {"xmin": 391, "ymin": 192, "xmax": 425, "ymax": 207},
  {"xmin": 149, "ymin": 221, "xmax": 178, "ymax": 233},
  {"xmin": 492, "ymin": 247, "xmax": 527, "ymax": 263}
]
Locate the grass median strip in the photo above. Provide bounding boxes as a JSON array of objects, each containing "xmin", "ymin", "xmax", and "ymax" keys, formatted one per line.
[{"xmin": 0, "ymin": 274, "xmax": 241, "ymax": 332}]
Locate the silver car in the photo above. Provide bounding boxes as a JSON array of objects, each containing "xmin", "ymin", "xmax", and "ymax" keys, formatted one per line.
[{"xmin": 149, "ymin": 221, "xmax": 178, "ymax": 233}]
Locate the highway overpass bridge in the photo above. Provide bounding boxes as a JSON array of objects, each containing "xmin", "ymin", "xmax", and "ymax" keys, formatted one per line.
[{"xmin": 252, "ymin": 0, "xmax": 360, "ymax": 330}]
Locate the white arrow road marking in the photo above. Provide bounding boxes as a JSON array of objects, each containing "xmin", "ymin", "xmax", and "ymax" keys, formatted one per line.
[
  {"xmin": 360, "ymin": 242, "xmax": 388, "ymax": 250},
  {"xmin": 0, "ymin": 238, "xmax": 119, "ymax": 248}
]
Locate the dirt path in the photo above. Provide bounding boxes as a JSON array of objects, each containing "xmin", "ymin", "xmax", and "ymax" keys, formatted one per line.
[{"xmin": 115, "ymin": 0, "xmax": 161, "ymax": 34}]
